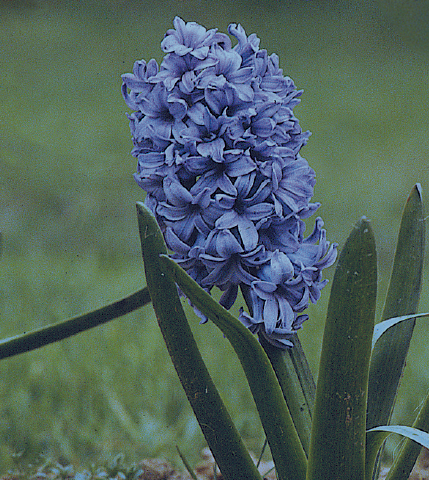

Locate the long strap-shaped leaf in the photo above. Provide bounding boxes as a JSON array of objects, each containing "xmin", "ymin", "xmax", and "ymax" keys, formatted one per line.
[
  {"xmin": 306, "ymin": 217, "xmax": 377, "ymax": 480},
  {"xmin": 366, "ymin": 424, "xmax": 429, "ymax": 477},
  {"xmin": 367, "ymin": 184, "xmax": 424, "ymax": 429},
  {"xmin": 0, "ymin": 288, "xmax": 150, "ymax": 359},
  {"xmin": 367, "ymin": 425, "xmax": 429, "ymax": 448},
  {"xmin": 384, "ymin": 388, "xmax": 429, "ymax": 480},
  {"xmin": 367, "ymin": 313, "xmax": 429, "ymax": 479},
  {"xmin": 158, "ymin": 255, "xmax": 308, "ymax": 480},
  {"xmin": 136, "ymin": 202, "xmax": 262, "ymax": 480},
  {"xmin": 366, "ymin": 184, "xmax": 425, "ymax": 477},
  {"xmin": 365, "ymin": 315, "xmax": 429, "ymax": 479},
  {"xmin": 372, "ymin": 312, "xmax": 429, "ymax": 349}
]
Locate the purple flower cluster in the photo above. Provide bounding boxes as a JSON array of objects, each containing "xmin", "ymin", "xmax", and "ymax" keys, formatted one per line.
[{"xmin": 123, "ymin": 17, "xmax": 337, "ymax": 348}]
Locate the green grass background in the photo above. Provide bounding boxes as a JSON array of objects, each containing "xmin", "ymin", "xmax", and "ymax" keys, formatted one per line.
[{"xmin": 0, "ymin": 0, "xmax": 428, "ymax": 472}]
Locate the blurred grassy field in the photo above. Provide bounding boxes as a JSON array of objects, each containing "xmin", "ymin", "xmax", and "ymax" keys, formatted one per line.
[{"xmin": 1, "ymin": 0, "xmax": 428, "ymax": 472}]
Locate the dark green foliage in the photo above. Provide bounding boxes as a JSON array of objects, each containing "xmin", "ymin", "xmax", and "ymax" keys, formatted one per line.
[{"xmin": 307, "ymin": 218, "xmax": 377, "ymax": 480}]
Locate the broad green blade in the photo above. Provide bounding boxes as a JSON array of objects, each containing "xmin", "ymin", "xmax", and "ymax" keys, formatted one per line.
[
  {"xmin": 366, "ymin": 185, "xmax": 425, "ymax": 478},
  {"xmin": 367, "ymin": 184, "xmax": 425, "ymax": 430},
  {"xmin": 136, "ymin": 202, "xmax": 262, "ymax": 480},
  {"xmin": 367, "ymin": 425, "xmax": 429, "ymax": 452},
  {"xmin": 367, "ymin": 311, "xmax": 429, "ymax": 477},
  {"xmin": 0, "ymin": 288, "xmax": 151, "ymax": 359},
  {"xmin": 366, "ymin": 424, "xmax": 429, "ymax": 480},
  {"xmin": 159, "ymin": 254, "xmax": 307, "ymax": 480},
  {"xmin": 384, "ymin": 388, "xmax": 429, "ymax": 480},
  {"xmin": 306, "ymin": 217, "xmax": 377, "ymax": 480},
  {"xmin": 372, "ymin": 312, "xmax": 429, "ymax": 349}
]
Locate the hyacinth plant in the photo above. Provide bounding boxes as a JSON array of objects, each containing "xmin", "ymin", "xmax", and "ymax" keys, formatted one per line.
[{"xmin": 1, "ymin": 17, "xmax": 428, "ymax": 480}]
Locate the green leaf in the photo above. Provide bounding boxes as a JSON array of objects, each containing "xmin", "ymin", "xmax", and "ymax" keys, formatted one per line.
[
  {"xmin": 368, "ymin": 312, "xmax": 429, "ymax": 480},
  {"xmin": 159, "ymin": 253, "xmax": 307, "ymax": 480},
  {"xmin": 366, "ymin": 184, "xmax": 425, "ymax": 478},
  {"xmin": 367, "ymin": 184, "xmax": 425, "ymax": 429},
  {"xmin": 372, "ymin": 312, "xmax": 429, "ymax": 349},
  {"xmin": 366, "ymin": 424, "xmax": 429, "ymax": 480},
  {"xmin": 176, "ymin": 446, "xmax": 199, "ymax": 480},
  {"xmin": 367, "ymin": 425, "xmax": 429, "ymax": 452},
  {"xmin": 382, "ymin": 389, "xmax": 429, "ymax": 480},
  {"xmin": 136, "ymin": 202, "xmax": 262, "ymax": 480},
  {"xmin": 306, "ymin": 217, "xmax": 377, "ymax": 480},
  {"xmin": 0, "ymin": 288, "xmax": 151, "ymax": 359}
]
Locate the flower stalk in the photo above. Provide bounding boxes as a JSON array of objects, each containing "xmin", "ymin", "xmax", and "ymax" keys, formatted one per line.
[{"xmin": 258, "ymin": 333, "xmax": 314, "ymax": 456}]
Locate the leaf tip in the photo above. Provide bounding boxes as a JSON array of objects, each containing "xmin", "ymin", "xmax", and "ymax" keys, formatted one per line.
[
  {"xmin": 136, "ymin": 201, "xmax": 146, "ymax": 214},
  {"xmin": 356, "ymin": 216, "xmax": 373, "ymax": 235},
  {"xmin": 412, "ymin": 183, "xmax": 423, "ymax": 201}
]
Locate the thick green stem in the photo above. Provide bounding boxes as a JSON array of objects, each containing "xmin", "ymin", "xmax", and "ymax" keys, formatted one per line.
[
  {"xmin": 241, "ymin": 285, "xmax": 315, "ymax": 457},
  {"xmin": 259, "ymin": 333, "xmax": 315, "ymax": 456}
]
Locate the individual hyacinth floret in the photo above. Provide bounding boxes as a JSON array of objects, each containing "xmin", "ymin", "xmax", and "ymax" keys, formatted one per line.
[{"xmin": 122, "ymin": 17, "xmax": 337, "ymax": 348}]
